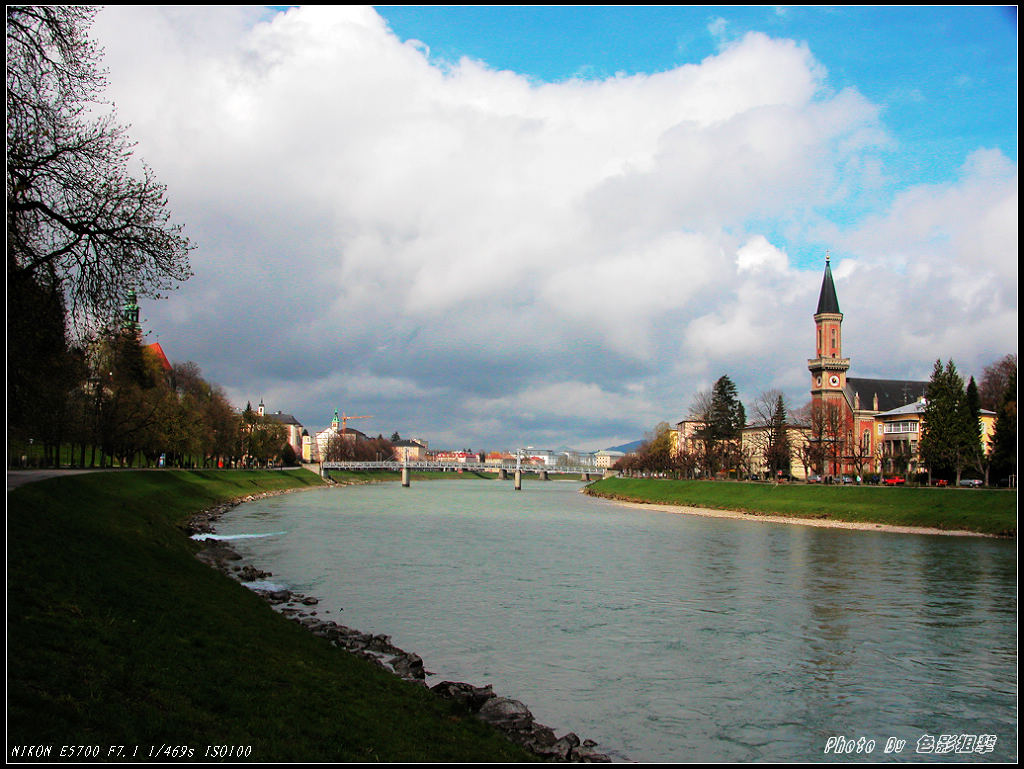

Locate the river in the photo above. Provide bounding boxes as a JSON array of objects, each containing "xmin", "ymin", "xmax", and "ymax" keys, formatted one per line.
[{"xmin": 215, "ymin": 479, "xmax": 1017, "ymax": 762}]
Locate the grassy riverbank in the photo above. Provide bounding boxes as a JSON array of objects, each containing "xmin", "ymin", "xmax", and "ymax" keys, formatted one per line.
[
  {"xmin": 585, "ymin": 477, "xmax": 1017, "ymax": 537},
  {"xmin": 7, "ymin": 469, "xmax": 535, "ymax": 762}
]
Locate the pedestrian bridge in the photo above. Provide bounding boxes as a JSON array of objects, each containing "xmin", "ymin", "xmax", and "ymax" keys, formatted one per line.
[
  {"xmin": 321, "ymin": 460, "xmax": 600, "ymax": 476},
  {"xmin": 320, "ymin": 460, "xmax": 608, "ymax": 487}
]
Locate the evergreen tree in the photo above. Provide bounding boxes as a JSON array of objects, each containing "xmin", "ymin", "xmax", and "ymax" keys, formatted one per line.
[
  {"xmin": 920, "ymin": 360, "xmax": 973, "ymax": 483},
  {"xmin": 7, "ymin": 263, "xmax": 85, "ymax": 463},
  {"xmin": 765, "ymin": 394, "xmax": 792, "ymax": 477},
  {"xmin": 962, "ymin": 376, "xmax": 986, "ymax": 482},
  {"xmin": 709, "ymin": 375, "xmax": 745, "ymax": 476}
]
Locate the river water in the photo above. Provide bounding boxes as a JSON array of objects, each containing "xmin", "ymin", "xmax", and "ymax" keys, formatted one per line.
[{"xmin": 216, "ymin": 479, "xmax": 1017, "ymax": 762}]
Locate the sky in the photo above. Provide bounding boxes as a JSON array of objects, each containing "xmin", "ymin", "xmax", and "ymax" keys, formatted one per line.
[{"xmin": 89, "ymin": 5, "xmax": 1017, "ymax": 452}]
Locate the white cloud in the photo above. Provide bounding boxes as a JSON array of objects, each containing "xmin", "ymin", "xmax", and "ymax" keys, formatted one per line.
[
  {"xmin": 89, "ymin": 7, "xmax": 1016, "ymax": 448},
  {"xmin": 736, "ymin": 235, "xmax": 790, "ymax": 273}
]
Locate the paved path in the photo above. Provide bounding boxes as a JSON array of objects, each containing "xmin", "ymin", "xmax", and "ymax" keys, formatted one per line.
[{"xmin": 7, "ymin": 469, "xmax": 105, "ymax": 491}]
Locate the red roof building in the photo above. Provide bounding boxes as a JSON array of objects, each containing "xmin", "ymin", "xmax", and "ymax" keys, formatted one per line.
[{"xmin": 145, "ymin": 342, "xmax": 172, "ymax": 372}]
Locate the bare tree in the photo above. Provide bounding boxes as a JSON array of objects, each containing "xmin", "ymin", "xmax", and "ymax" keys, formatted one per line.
[
  {"xmin": 688, "ymin": 389, "xmax": 717, "ymax": 478},
  {"xmin": 819, "ymin": 401, "xmax": 850, "ymax": 479},
  {"xmin": 979, "ymin": 354, "xmax": 1017, "ymax": 412},
  {"xmin": 7, "ymin": 6, "xmax": 193, "ymax": 332},
  {"xmin": 792, "ymin": 400, "xmax": 847, "ymax": 479},
  {"xmin": 847, "ymin": 424, "xmax": 873, "ymax": 481}
]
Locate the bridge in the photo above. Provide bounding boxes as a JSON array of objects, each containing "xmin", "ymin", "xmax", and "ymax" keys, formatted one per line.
[{"xmin": 319, "ymin": 460, "xmax": 609, "ymax": 488}]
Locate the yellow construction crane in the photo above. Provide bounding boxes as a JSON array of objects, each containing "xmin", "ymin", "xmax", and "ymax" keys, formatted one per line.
[{"xmin": 340, "ymin": 412, "xmax": 372, "ymax": 434}]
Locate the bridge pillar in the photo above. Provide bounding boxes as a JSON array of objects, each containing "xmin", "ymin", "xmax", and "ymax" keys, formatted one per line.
[
  {"xmin": 540, "ymin": 470, "xmax": 549, "ymax": 481},
  {"xmin": 582, "ymin": 472, "xmax": 591, "ymax": 482},
  {"xmin": 514, "ymin": 469, "xmax": 522, "ymax": 490},
  {"xmin": 499, "ymin": 468, "xmax": 508, "ymax": 480},
  {"xmin": 402, "ymin": 466, "xmax": 410, "ymax": 487}
]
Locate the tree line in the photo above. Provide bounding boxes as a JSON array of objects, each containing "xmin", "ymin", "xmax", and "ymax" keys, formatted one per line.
[
  {"xmin": 9, "ymin": 317, "xmax": 295, "ymax": 469},
  {"xmin": 322, "ymin": 432, "xmax": 395, "ymax": 463},
  {"xmin": 920, "ymin": 357, "xmax": 1016, "ymax": 485},
  {"xmin": 7, "ymin": 6, "xmax": 200, "ymax": 466}
]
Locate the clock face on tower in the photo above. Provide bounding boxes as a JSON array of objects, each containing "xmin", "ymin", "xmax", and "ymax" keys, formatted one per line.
[{"xmin": 829, "ymin": 375, "xmax": 840, "ymax": 387}]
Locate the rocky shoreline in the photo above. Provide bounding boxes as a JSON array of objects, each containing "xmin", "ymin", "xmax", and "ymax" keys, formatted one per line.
[{"xmin": 186, "ymin": 488, "xmax": 613, "ymax": 763}]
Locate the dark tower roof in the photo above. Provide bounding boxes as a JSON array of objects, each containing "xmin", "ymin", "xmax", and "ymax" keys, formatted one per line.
[{"xmin": 815, "ymin": 253, "xmax": 841, "ymax": 315}]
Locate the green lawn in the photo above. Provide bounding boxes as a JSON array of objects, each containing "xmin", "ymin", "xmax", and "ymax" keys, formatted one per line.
[
  {"xmin": 7, "ymin": 469, "xmax": 536, "ymax": 762},
  {"xmin": 585, "ymin": 477, "xmax": 1016, "ymax": 537}
]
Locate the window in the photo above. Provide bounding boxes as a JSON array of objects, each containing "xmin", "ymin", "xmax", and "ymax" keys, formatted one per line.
[{"xmin": 884, "ymin": 420, "xmax": 918, "ymax": 434}]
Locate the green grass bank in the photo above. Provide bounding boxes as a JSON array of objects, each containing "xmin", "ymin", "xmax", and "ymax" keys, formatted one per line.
[
  {"xmin": 7, "ymin": 469, "xmax": 535, "ymax": 762},
  {"xmin": 585, "ymin": 477, "xmax": 1017, "ymax": 537}
]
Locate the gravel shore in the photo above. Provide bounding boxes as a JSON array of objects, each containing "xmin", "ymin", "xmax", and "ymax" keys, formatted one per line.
[{"xmin": 605, "ymin": 498, "xmax": 1003, "ymax": 538}]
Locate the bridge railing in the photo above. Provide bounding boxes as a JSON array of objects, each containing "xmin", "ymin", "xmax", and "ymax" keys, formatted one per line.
[{"xmin": 320, "ymin": 460, "xmax": 598, "ymax": 475}]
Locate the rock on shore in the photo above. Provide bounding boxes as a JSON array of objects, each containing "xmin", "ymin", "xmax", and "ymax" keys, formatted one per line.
[{"xmin": 189, "ymin": 492, "xmax": 612, "ymax": 763}]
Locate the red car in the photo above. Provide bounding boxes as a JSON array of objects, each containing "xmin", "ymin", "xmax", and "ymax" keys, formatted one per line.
[{"xmin": 883, "ymin": 476, "xmax": 906, "ymax": 486}]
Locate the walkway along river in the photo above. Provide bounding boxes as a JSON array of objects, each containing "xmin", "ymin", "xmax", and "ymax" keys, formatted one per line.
[{"xmin": 214, "ymin": 479, "xmax": 1017, "ymax": 762}]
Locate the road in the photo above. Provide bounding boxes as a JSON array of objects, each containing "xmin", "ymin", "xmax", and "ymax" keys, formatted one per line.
[{"xmin": 7, "ymin": 469, "xmax": 106, "ymax": 491}]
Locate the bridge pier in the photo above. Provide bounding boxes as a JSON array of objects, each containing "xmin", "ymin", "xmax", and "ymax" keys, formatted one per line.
[
  {"xmin": 402, "ymin": 465, "xmax": 410, "ymax": 487},
  {"xmin": 539, "ymin": 470, "xmax": 549, "ymax": 481},
  {"xmin": 499, "ymin": 468, "xmax": 508, "ymax": 481},
  {"xmin": 514, "ymin": 469, "xmax": 522, "ymax": 490}
]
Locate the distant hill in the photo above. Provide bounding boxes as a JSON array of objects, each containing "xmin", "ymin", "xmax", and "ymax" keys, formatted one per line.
[{"xmin": 604, "ymin": 440, "xmax": 643, "ymax": 454}]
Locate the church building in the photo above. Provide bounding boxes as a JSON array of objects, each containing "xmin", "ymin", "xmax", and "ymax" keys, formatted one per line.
[{"xmin": 808, "ymin": 253, "xmax": 928, "ymax": 476}]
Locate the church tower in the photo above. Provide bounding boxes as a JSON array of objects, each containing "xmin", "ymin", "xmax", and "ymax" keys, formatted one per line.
[
  {"xmin": 121, "ymin": 288, "xmax": 141, "ymax": 338},
  {"xmin": 807, "ymin": 252, "xmax": 850, "ymax": 407}
]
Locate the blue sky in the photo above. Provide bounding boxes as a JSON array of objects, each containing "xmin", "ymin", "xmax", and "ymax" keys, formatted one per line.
[
  {"xmin": 375, "ymin": 5, "xmax": 1017, "ymax": 261},
  {"xmin": 92, "ymin": 6, "xmax": 1017, "ymax": 451}
]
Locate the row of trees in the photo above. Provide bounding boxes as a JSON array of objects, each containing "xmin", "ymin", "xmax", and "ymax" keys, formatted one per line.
[
  {"xmin": 8, "ymin": 6, "xmax": 197, "ymax": 464},
  {"xmin": 9, "ymin": 322, "xmax": 292, "ymax": 470},
  {"xmin": 617, "ymin": 375, "xmax": 754, "ymax": 479},
  {"xmin": 619, "ymin": 358, "xmax": 1017, "ymax": 485},
  {"xmin": 322, "ymin": 432, "xmax": 395, "ymax": 463},
  {"xmin": 920, "ymin": 357, "xmax": 1016, "ymax": 485}
]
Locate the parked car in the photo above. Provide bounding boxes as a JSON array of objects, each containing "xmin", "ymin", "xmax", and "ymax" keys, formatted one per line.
[
  {"xmin": 883, "ymin": 476, "xmax": 906, "ymax": 486},
  {"xmin": 958, "ymin": 478, "xmax": 983, "ymax": 487},
  {"xmin": 933, "ymin": 479, "xmax": 948, "ymax": 487},
  {"xmin": 806, "ymin": 474, "xmax": 822, "ymax": 483}
]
